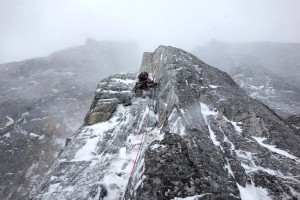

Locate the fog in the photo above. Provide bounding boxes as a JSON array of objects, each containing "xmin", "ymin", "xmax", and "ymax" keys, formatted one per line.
[{"xmin": 1, "ymin": 0, "xmax": 300, "ymax": 63}]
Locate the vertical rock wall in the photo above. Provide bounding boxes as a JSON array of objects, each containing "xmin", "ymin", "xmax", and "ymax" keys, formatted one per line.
[{"xmin": 127, "ymin": 46, "xmax": 300, "ymax": 200}]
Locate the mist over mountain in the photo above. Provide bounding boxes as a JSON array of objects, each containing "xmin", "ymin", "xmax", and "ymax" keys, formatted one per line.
[
  {"xmin": 192, "ymin": 41, "xmax": 300, "ymax": 88},
  {"xmin": 0, "ymin": 39, "xmax": 140, "ymax": 200},
  {"xmin": 0, "ymin": 38, "xmax": 300, "ymax": 200},
  {"xmin": 1, "ymin": 0, "xmax": 300, "ymax": 199},
  {"xmin": 230, "ymin": 66, "xmax": 300, "ymax": 118},
  {"xmin": 192, "ymin": 41, "xmax": 300, "ymax": 118}
]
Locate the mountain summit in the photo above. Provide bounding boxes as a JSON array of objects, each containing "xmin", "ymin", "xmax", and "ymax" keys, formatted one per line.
[{"xmin": 29, "ymin": 46, "xmax": 300, "ymax": 200}]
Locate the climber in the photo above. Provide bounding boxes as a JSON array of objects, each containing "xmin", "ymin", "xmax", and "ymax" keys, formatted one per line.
[{"xmin": 132, "ymin": 71, "xmax": 158, "ymax": 93}]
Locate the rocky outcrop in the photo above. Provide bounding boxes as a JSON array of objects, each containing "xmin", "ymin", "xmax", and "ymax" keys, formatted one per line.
[
  {"xmin": 285, "ymin": 115, "xmax": 300, "ymax": 138},
  {"xmin": 0, "ymin": 116, "xmax": 14, "ymax": 136},
  {"xmin": 28, "ymin": 73, "xmax": 157, "ymax": 200},
  {"xmin": 84, "ymin": 76, "xmax": 134, "ymax": 125},
  {"xmin": 286, "ymin": 114, "xmax": 300, "ymax": 128},
  {"xmin": 128, "ymin": 132, "xmax": 240, "ymax": 200},
  {"xmin": 85, "ymin": 98, "xmax": 119, "ymax": 125},
  {"xmin": 29, "ymin": 46, "xmax": 300, "ymax": 200}
]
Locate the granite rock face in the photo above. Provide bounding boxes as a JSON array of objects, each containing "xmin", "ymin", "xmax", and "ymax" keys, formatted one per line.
[
  {"xmin": 84, "ymin": 98, "xmax": 119, "ymax": 125},
  {"xmin": 29, "ymin": 46, "xmax": 300, "ymax": 200}
]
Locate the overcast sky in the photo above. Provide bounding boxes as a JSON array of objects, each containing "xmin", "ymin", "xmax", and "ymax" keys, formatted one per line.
[{"xmin": 1, "ymin": 0, "xmax": 300, "ymax": 63}]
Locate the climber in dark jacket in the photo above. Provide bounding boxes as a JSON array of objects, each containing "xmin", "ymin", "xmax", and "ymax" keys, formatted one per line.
[{"xmin": 132, "ymin": 72, "xmax": 158, "ymax": 93}]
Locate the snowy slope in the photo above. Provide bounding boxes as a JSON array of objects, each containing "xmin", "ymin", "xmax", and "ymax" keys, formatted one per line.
[
  {"xmin": 230, "ymin": 66, "xmax": 300, "ymax": 117},
  {"xmin": 29, "ymin": 73, "xmax": 160, "ymax": 199}
]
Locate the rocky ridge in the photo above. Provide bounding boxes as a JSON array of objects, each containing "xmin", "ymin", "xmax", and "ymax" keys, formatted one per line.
[{"xmin": 29, "ymin": 46, "xmax": 300, "ymax": 200}]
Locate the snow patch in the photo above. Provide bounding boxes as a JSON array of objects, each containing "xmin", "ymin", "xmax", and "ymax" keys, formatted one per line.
[
  {"xmin": 54, "ymin": 137, "xmax": 65, "ymax": 146},
  {"xmin": 73, "ymin": 113, "xmax": 120, "ymax": 161},
  {"xmin": 30, "ymin": 117, "xmax": 49, "ymax": 122},
  {"xmin": 237, "ymin": 183, "xmax": 271, "ymax": 200},
  {"xmin": 235, "ymin": 149, "xmax": 284, "ymax": 176},
  {"xmin": 252, "ymin": 137, "xmax": 299, "ymax": 161},
  {"xmin": 22, "ymin": 111, "xmax": 29, "ymax": 117},
  {"xmin": 168, "ymin": 108, "xmax": 186, "ymax": 136},
  {"xmin": 209, "ymin": 85, "xmax": 221, "ymax": 89},
  {"xmin": 74, "ymin": 136, "xmax": 100, "ymax": 161},
  {"xmin": 172, "ymin": 194, "xmax": 207, "ymax": 200},
  {"xmin": 25, "ymin": 163, "xmax": 39, "ymax": 178},
  {"xmin": 101, "ymin": 138, "xmax": 144, "ymax": 199},
  {"xmin": 200, "ymin": 103, "xmax": 220, "ymax": 146},
  {"xmin": 200, "ymin": 103, "xmax": 218, "ymax": 116},
  {"xmin": 224, "ymin": 158, "xmax": 235, "ymax": 178},
  {"xmin": 29, "ymin": 133, "xmax": 44, "ymax": 140},
  {"xmin": 5, "ymin": 116, "xmax": 14, "ymax": 126},
  {"xmin": 170, "ymin": 117, "xmax": 186, "ymax": 136},
  {"xmin": 235, "ymin": 150, "xmax": 256, "ymax": 173},
  {"xmin": 3, "ymin": 132, "xmax": 11, "ymax": 137},
  {"xmin": 150, "ymin": 144, "xmax": 166, "ymax": 150},
  {"xmin": 47, "ymin": 183, "xmax": 60, "ymax": 193},
  {"xmin": 30, "ymin": 80, "xmax": 39, "ymax": 85},
  {"xmin": 223, "ymin": 116, "xmax": 243, "ymax": 134},
  {"xmin": 222, "ymin": 131, "xmax": 235, "ymax": 150},
  {"xmin": 119, "ymin": 147, "xmax": 127, "ymax": 159},
  {"xmin": 102, "ymin": 90, "xmax": 119, "ymax": 94},
  {"xmin": 111, "ymin": 78, "xmax": 135, "ymax": 84},
  {"xmin": 157, "ymin": 131, "xmax": 165, "ymax": 141},
  {"xmin": 292, "ymin": 125, "xmax": 300, "ymax": 129},
  {"xmin": 247, "ymin": 84, "xmax": 259, "ymax": 90},
  {"xmin": 52, "ymin": 89, "xmax": 59, "ymax": 93}
]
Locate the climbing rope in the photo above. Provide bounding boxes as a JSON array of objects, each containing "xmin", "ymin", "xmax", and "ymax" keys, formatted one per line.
[
  {"xmin": 130, "ymin": 112, "xmax": 149, "ymax": 174},
  {"xmin": 119, "ymin": 97, "xmax": 152, "ymax": 200},
  {"xmin": 129, "ymin": 97, "xmax": 150, "ymax": 174}
]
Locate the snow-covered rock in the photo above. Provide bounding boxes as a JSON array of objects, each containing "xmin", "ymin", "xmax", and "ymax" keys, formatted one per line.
[
  {"xmin": 29, "ymin": 46, "xmax": 300, "ymax": 200},
  {"xmin": 192, "ymin": 41, "xmax": 300, "ymax": 118}
]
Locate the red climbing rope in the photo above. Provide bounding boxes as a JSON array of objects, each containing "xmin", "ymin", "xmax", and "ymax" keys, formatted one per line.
[
  {"xmin": 130, "ymin": 99, "xmax": 150, "ymax": 175},
  {"xmin": 120, "ymin": 98, "xmax": 151, "ymax": 200}
]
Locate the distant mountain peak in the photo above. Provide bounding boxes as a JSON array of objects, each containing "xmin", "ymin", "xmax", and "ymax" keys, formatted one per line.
[
  {"xmin": 0, "ymin": 40, "xmax": 140, "ymax": 200},
  {"xmin": 85, "ymin": 37, "xmax": 99, "ymax": 45}
]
